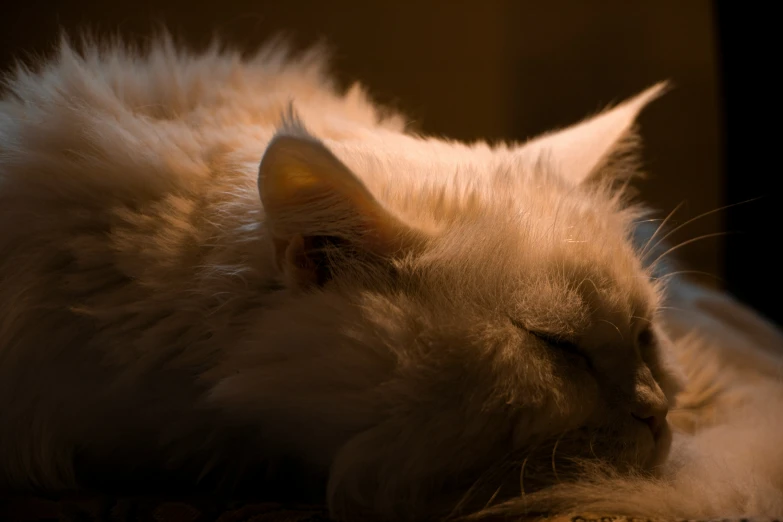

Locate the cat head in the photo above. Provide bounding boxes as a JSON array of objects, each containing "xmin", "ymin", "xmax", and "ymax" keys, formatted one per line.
[{"xmin": 217, "ymin": 84, "xmax": 682, "ymax": 520}]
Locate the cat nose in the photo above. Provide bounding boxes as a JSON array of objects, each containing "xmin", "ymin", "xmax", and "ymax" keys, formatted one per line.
[
  {"xmin": 631, "ymin": 402, "xmax": 668, "ymax": 438},
  {"xmin": 631, "ymin": 367, "xmax": 669, "ymax": 438}
]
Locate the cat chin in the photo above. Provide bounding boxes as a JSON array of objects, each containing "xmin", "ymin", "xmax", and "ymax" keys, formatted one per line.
[
  {"xmin": 509, "ymin": 423, "xmax": 663, "ymax": 481},
  {"xmin": 614, "ymin": 420, "xmax": 672, "ymax": 473},
  {"xmin": 617, "ymin": 418, "xmax": 673, "ymax": 472}
]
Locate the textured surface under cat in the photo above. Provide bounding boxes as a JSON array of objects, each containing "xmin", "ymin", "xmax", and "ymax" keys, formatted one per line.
[{"xmin": 1, "ymin": 495, "xmax": 778, "ymax": 522}]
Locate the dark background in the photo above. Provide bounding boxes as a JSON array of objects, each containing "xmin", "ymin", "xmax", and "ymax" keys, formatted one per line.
[{"xmin": 0, "ymin": 1, "xmax": 778, "ymax": 325}]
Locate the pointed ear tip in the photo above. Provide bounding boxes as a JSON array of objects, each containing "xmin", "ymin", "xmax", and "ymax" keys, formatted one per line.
[
  {"xmin": 258, "ymin": 130, "xmax": 322, "ymax": 177},
  {"xmin": 627, "ymin": 81, "xmax": 672, "ymax": 111}
]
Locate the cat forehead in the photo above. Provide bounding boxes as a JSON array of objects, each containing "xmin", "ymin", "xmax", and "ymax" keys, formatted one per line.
[
  {"xmin": 411, "ymin": 188, "xmax": 657, "ymax": 322},
  {"xmin": 351, "ymin": 142, "xmax": 624, "ymax": 230}
]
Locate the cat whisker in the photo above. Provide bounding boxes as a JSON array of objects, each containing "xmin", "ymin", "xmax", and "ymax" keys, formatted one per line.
[
  {"xmin": 588, "ymin": 432, "xmax": 599, "ymax": 460},
  {"xmin": 578, "ymin": 277, "xmax": 600, "ymax": 301},
  {"xmin": 653, "ymin": 269, "xmax": 724, "ymax": 284},
  {"xmin": 640, "ymin": 201, "xmax": 684, "ymax": 257},
  {"xmin": 449, "ymin": 471, "xmax": 484, "ymax": 518},
  {"xmin": 599, "ymin": 319, "xmax": 624, "ymax": 341},
  {"xmin": 656, "ymin": 305, "xmax": 690, "ymax": 314},
  {"xmin": 482, "ymin": 485, "xmax": 504, "ymax": 511},
  {"xmin": 449, "ymin": 450, "xmax": 515, "ymax": 518},
  {"xmin": 551, "ymin": 432, "xmax": 566, "ymax": 484},
  {"xmin": 519, "ymin": 453, "xmax": 530, "ymax": 496},
  {"xmin": 649, "ymin": 232, "xmax": 731, "ymax": 270},
  {"xmin": 643, "ymin": 197, "xmax": 759, "ymax": 261}
]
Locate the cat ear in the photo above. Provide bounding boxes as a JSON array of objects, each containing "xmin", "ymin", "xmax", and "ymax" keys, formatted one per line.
[
  {"xmin": 518, "ymin": 82, "xmax": 668, "ymax": 185},
  {"xmin": 259, "ymin": 117, "xmax": 418, "ymax": 288}
]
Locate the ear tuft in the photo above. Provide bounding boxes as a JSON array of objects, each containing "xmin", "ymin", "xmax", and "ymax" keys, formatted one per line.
[{"xmin": 278, "ymin": 102, "xmax": 311, "ymax": 139}]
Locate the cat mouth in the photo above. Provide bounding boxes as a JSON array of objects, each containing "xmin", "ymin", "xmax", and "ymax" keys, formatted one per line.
[{"xmin": 646, "ymin": 420, "xmax": 672, "ymax": 469}]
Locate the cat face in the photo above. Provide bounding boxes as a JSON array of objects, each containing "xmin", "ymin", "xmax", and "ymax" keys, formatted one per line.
[
  {"xmin": 310, "ymin": 175, "xmax": 674, "ymax": 517},
  {"xmin": 400, "ymin": 178, "xmax": 671, "ymax": 458},
  {"xmin": 211, "ymin": 85, "xmax": 678, "ymax": 519}
]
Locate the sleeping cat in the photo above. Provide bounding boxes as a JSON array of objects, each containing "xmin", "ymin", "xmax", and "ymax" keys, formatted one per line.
[{"xmin": 0, "ymin": 37, "xmax": 781, "ymax": 521}]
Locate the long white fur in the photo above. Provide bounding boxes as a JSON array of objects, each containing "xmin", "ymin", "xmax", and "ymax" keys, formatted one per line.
[{"xmin": 0, "ymin": 36, "xmax": 781, "ymax": 521}]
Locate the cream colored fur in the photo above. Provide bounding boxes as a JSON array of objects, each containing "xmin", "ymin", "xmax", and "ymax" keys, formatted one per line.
[{"xmin": 0, "ymin": 37, "xmax": 780, "ymax": 521}]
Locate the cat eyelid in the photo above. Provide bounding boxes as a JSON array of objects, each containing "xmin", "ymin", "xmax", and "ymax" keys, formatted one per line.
[
  {"xmin": 509, "ymin": 317, "xmax": 589, "ymax": 363},
  {"xmin": 508, "ymin": 317, "xmax": 577, "ymax": 349},
  {"xmin": 529, "ymin": 330, "xmax": 581, "ymax": 353}
]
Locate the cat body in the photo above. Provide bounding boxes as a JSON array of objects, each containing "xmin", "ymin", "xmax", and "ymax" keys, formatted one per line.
[{"xmin": 0, "ymin": 38, "xmax": 781, "ymax": 520}]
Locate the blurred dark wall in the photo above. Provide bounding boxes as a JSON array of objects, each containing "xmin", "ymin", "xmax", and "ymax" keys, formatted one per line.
[
  {"xmin": 3, "ymin": 2, "xmax": 752, "ymax": 316},
  {"xmin": 714, "ymin": 2, "xmax": 781, "ymax": 326}
]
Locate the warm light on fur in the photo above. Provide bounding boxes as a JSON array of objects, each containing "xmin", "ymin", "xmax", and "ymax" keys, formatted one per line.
[{"xmin": 0, "ymin": 36, "xmax": 781, "ymax": 521}]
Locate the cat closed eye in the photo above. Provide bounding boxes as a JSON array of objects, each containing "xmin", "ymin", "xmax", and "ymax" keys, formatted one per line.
[
  {"xmin": 535, "ymin": 332, "xmax": 592, "ymax": 368},
  {"xmin": 530, "ymin": 331, "xmax": 580, "ymax": 354},
  {"xmin": 509, "ymin": 318, "xmax": 591, "ymax": 366}
]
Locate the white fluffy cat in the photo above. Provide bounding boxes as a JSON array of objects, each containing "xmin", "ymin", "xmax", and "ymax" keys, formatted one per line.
[{"xmin": 0, "ymin": 37, "xmax": 781, "ymax": 521}]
